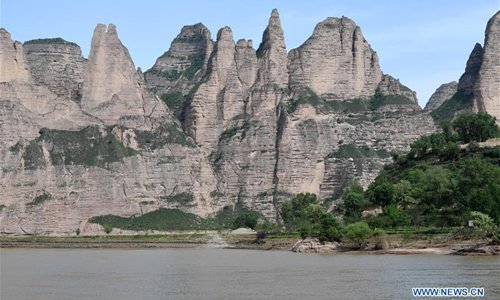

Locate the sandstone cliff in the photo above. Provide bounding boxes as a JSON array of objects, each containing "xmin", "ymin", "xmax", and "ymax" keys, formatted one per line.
[
  {"xmin": 288, "ymin": 17, "xmax": 381, "ymax": 100},
  {"xmin": 0, "ymin": 10, "xmax": 438, "ymax": 234},
  {"xmin": 473, "ymin": 11, "xmax": 500, "ymax": 122},
  {"xmin": 145, "ymin": 23, "xmax": 214, "ymax": 102},
  {"xmin": 23, "ymin": 38, "xmax": 86, "ymax": 102},
  {"xmin": 429, "ymin": 11, "xmax": 499, "ymax": 123},
  {"xmin": 425, "ymin": 81, "xmax": 458, "ymax": 111},
  {"xmin": 0, "ymin": 28, "xmax": 31, "ymax": 82}
]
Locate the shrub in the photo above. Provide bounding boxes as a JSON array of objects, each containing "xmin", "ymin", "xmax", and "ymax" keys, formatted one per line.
[
  {"xmin": 28, "ymin": 192, "xmax": 52, "ymax": 206},
  {"xmin": 372, "ymin": 228, "xmax": 388, "ymax": 250},
  {"xmin": 103, "ymin": 224, "xmax": 113, "ymax": 234},
  {"xmin": 233, "ymin": 211, "xmax": 258, "ymax": 230},
  {"xmin": 256, "ymin": 231, "xmax": 267, "ymax": 242},
  {"xmin": 281, "ymin": 193, "xmax": 317, "ymax": 230},
  {"xmin": 341, "ymin": 183, "xmax": 369, "ymax": 222},
  {"xmin": 471, "ymin": 211, "xmax": 499, "ymax": 243},
  {"xmin": 383, "ymin": 204, "xmax": 411, "ymax": 227},
  {"xmin": 452, "ymin": 112, "xmax": 499, "ymax": 143},
  {"xmin": 344, "ymin": 221, "xmax": 373, "ymax": 248}
]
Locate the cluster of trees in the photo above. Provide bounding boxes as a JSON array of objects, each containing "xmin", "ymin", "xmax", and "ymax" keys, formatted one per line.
[
  {"xmin": 281, "ymin": 193, "xmax": 381, "ymax": 248},
  {"xmin": 340, "ymin": 112, "xmax": 500, "ymax": 227},
  {"xmin": 279, "ymin": 112, "xmax": 499, "ymax": 246}
]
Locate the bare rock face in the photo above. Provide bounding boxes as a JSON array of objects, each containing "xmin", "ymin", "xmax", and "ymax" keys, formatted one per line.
[
  {"xmin": 288, "ymin": 17, "xmax": 382, "ymax": 100},
  {"xmin": 81, "ymin": 24, "xmax": 151, "ymax": 124},
  {"xmin": 23, "ymin": 38, "xmax": 86, "ymax": 102},
  {"xmin": 184, "ymin": 26, "xmax": 253, "ymax": 152},
  {"xmin": 256, "ymin": 9, "xmax": 288, "ymax": 88},
  {"xmin": 377, "ymin": 74, "xmax": 418, "ymax": 103},
  {"xmin": 145, "ymin": 23, "xmax": 213, "ymax": 97},
  {"xmin": 0, "ymin": 29, "xmax": 94, "ymax": 131},
  {"xmin": 458, "ymin": 43, "xmax": 484, "ymax": 96},
  {"xmin": 0, "ymin": 10, "xmax": 440, "ymax": 234},
  {"xmin": 473, "ymin": 11, "xmax": 500, "ymax": 122},
  {"xmin": 0, "ymin": 28, "xmax": 31, "ymax": 82},
  {"xmin": 425, "ymin": 81, "xmax": 458, "ymax": 111}
]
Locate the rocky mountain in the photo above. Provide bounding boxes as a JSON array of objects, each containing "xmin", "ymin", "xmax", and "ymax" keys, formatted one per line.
[
  {"xmin": 424, "ymin": 81, "xmax": 457, "ymax": 112},
  {"xmin": 429, "ymin": 11, "xmax": 499, "ymax": 123},
  {"xmin": 0, "ymin": 10, "xmax": 437, "ymax": 235}
]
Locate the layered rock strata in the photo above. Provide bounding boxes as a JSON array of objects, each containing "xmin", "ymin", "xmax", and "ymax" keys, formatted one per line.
[{"xmin": 0, "ymin": 9, "xmax": 440, "ymax": 234}]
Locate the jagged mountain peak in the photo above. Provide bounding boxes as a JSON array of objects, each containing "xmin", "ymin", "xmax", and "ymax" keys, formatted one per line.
[
  {"xmin": 0, "ymin": 27, "xmax": 31, "ymax": 82},
  {"xmin": 255, "ymin": 9, "xmax": 288, "ymax": 87}
]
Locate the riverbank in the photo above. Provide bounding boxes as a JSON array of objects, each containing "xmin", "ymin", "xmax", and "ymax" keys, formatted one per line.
[
  {"xmin": 1, "ymin": 232, "xmax": 497, "ymax": 256},
  {"xmin": 0, "ymin": 232, "xmax": 298, "ymax": 250}
]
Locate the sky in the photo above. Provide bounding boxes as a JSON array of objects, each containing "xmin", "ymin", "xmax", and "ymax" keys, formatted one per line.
[{"xmin": 1, "ymin": 0, "xmax": 499, "ymax": 106}]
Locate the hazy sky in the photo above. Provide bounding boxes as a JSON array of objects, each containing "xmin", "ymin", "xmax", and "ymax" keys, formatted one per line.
[{"xmin": 1, "ymin": 0, "xmax": 499, "ymax": 106}]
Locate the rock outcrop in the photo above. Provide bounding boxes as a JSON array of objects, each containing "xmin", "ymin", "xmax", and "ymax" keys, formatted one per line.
[
  {"xmin": 0, "ymin": 28, "xmax": 31, "ymax": 82},
  {"xmin": 291, "ymin": 238, "xmax": 338, "ymax": 254},
  {"xmin": 81, "ymin": 24, "xmax": 159, "ymax": 125},
  {"xmin": 473, "ymin": 11, "xmax": 500, "ymax": 122},
  {"xmin": 23, "ymin": 38, "xmax": 86, "ymax": 102},
  {"xmin": 256, "ymin": 9, "xmax": 288, "ymax": 88},
  {"xmin": 145, "ymin": 23, "xmax": 214, "ymax": 98},
  {"xmin": 429, "ymin": 11, "xmax": 499, "ymax": 124},
  {"xmin": 377, "ymin": 74, "xmax": 418, "ymax": 104},
  {"xmin": 288, "ymin": 17, "xmax": 381, "ymax": 100},
  {"xmin": 1, "ymin": 9, "xmax": 439, "ymax": 234},
  {"xmin": 458, "ymin": 43, "xmax": 484, "ymax": 96},
  {"xmin": 425, "ymin": 81, "xmax": 458, "ymax": 111}
]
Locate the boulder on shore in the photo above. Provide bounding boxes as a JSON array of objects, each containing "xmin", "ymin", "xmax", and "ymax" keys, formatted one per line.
[{"xmin": 291, "ymin": 238, "xmax": 338, "ymax": 254}]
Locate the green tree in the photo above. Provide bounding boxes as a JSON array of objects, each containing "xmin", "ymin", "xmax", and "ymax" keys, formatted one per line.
[
  {"xmin": 341, "ymin": 183, "xmax": 369, "ymax": 222},
  {"xmin": 393, "ymin": 180, "xmax": 417, "ymax": 209},
  {"xmin": 281, "ymin": 193, "xmax": 317, "ymax": 230},
  {"xmin": 383, "ymin": 204, "xmax": 411, "ymax": 227},
  {"xmin": 233, "ymin": 210, "xmax": 258, "ymax": 229},
  {"xmin": 367, "ymin": 181, "xmax": 394, "ymax": 206},
  {"xmin": 345, "ymin": 222, "xmax": 373, "ymax": 248},
  {"xmin": 103, "ymin": 224, "xmax": 113, "ymax": 234},
  {"xmin": 452, "ymin": 112, "xmax": 499, "ymax": 143},
  {"xmin": 471, "ymin": 211, "xmax": 499, "ymax": 243},
  {"xmin": 458, "ymin": 157, "xmax": 500, "ymax": 220}
]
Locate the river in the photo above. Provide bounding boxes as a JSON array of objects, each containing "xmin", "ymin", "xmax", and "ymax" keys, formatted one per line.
[{"xmin": 1, "ymin": 248, "xmax": 498, "ymax": 299}]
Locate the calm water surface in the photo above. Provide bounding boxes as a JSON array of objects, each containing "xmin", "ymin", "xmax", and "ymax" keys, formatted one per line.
[{"xmin": 1, "ymin": 248, "xmax": 499, "ymax": 299}]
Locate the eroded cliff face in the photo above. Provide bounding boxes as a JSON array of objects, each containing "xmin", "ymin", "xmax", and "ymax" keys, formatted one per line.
[
  {"xmin": 145, "ymin": 23, "xmax": 214, "ymax": 99},
  {"xmin": 23, "ymin": 38, "xmax": 86, "ymax": 102},
  {"xmin": 288, "ymin": 17, "xmax": 381, "ymax": 100},
  {"xmin": 0, "ymin": 10, "xmax": 439, "ymax": 234},
  {"xmin": 0, "ymin": 28, "xmax": 31, "ymax": 82},
  {"xmin": 473, "ymin": 11, "xmax": 500, "ymax": 122},
  {"xmin": 425, "ymin": 82, "xmax": 458, "ymax": 112},
  {"xmin": 429, "ymin": 11, "xmax": 499, "ymax": 123},
  {"xmin": 0, "ymin": 26, "xmax": 221, "ymax": 235}
]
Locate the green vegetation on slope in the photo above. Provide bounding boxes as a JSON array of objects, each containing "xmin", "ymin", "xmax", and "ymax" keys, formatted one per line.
[
  {"xmin": 90, "ymin": 206, "xmax": 261, "ymax": 231},
  {"xmin": 39, "ymin": 126, "xmax": 138, "ymax": 168},
  {"xmin": 340, "ymin": 112, "xmax": 500, "ymax": 227},
  {"xmin": 431, "ymin": 91, "xmax": 473, "ymax": 122},
  {"xmin": 327, "ymin": 144, "xmax": 390, "ymax": 159},
  {"xmin": 134, "ymin": 123, "xmax": 194, "ymax": 149},
  {"xmin": 286, "ymin": 88, "xmax": 415, "ymax": 115},
  {"xmin": 24, "ymin": 38, "xmax": 79, "ymax": 47},
  {"xmin": 27, "ymin": 191, "xmax": 52, "ymax": 206},
  {"xmin": 161, "ymin": 92, "xmax": 185, "ymax": 118},
  {"xmin": 10, "ymin": 126, "xmax": 139, "ymax": 169}
]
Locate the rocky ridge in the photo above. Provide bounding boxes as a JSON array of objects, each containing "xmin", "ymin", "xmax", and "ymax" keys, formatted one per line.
[
  {"xmin": 425, "ymin": 81, "xmax": 458, "ymax": 112},
  {"xmin": 0, "ymin": 10, "xmax": 437, "ymax": 234},
  {"xmin": 429, "ymin": 11, "xmax": 500, "ymax": 123}
]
